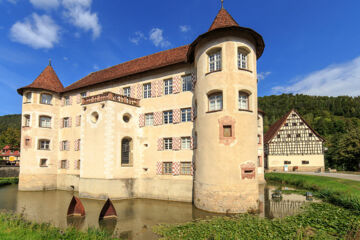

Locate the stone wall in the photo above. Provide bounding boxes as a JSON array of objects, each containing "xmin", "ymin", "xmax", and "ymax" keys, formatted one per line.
[{"xmin": 0, "ymin": 167, "xmax": 20, "ymax": 178}]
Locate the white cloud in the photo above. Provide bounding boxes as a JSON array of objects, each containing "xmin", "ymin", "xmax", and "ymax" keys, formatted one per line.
[
  {"xmin": 93, "ymin": 64, "xmax": 99, "ymax": 70},
  {"xmin": 30, "ymin": 0, "xmax": 60, "ymax": 10},
  {"xmin": 63, "ymin": 56, "xmax": 68, "ymax": 61},
  {"xmin": 62, "ymin": 0, "xmax": 101, "ymax": 39},
  {"xmin": 149, "ymin": 28, "xmax": 170, "ymax": 48},
  {"xmin": 179, "ymin": 25, "xmax": 190, "ymax": 33},
  {"xmin": 10, "ymin": 13, "xmax": 60, "ymax": 49},
  {"xmin": 258, "ymin": 71, "xmax": 271, "ymax": 81},
  {"xmin": 129, "ymin": 31, "xmax": 146, "ymax": 45},
  {"xmin": 7, "ymin": 0, "xmax": 17, "ymax": 4},
  {"xmin": 272, "ymin": 57, "xmax": 360, "ymax": 96}
]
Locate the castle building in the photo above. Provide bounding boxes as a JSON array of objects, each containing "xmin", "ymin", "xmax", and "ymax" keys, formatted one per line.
[
  {"xmin": 17, "ymin": 6, "xmax": 265, "ymax": 213},
  {"xmin": 264, "ymin": 109, "xmax": 325, "ymax": 172}
]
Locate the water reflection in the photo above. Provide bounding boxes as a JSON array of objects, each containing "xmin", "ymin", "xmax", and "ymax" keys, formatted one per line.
[{"xmin": 0, "ymin": 184, "xmax": 319, "ymax": 240}]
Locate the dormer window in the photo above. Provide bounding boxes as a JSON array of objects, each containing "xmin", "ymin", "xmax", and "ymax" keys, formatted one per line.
[
  {"xmin": 40, "ymin": 93, "xmax": 52, "ymax": 105},
  {"xmin": 238, "ymin": 48, "xmax": 249, "ymax": 70},
  {"xmin": 25, "ymin": 92, "xmax": 32, "ymax": 103},
  {"xmin": 208, "ymin": 50, "xmax": 221, "ymax": 72}
]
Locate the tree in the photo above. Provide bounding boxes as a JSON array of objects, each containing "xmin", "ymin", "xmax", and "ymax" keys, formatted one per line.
[{"xmin": 0, "ymin": 127, "xmax": 21, "ymax": 149}]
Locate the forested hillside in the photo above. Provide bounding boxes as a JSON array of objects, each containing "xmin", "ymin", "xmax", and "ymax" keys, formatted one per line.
[
  {"xmin": 0, "ymin": 114, "xmax": 21, "ymax": 149},
  {"xmin": 259, "ymin": 94, "xmax": 360, "ymax": 171}
]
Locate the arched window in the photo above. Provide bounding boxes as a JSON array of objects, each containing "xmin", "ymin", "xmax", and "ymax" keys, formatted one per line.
[
  {"xmin": 238, "ymin": 91, "xmax": 249, "ymax": 110},
  {"xmin": 208, "ymin": 92, "xmax": 223, "ymax": 111},
  {"xmin": 208, "ymin": 49, "xmax": 222, "ymax": 72},
  {"xmin": 39, "ymin": 115, "xmax": 51, "ymax": 128},
  {"xmin": 40, "ymin": 93, "xmax": 52, "ymax": 105},
  {"xmin": 238, "ymin": 48, "xmax": 249, "ymax": 70},
  {"xmin": 121, "ymin": 138, "xmax": 132, "ymax": 166}
]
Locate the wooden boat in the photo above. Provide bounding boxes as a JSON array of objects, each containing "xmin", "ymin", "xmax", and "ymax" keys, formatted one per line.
[
  {"xmin": 67, "ymin": 196, "xmax": 85, "ymax": 217},
  {"xmin": 99, "ymin": 198, "xmax": 117, "ymax": 220}
]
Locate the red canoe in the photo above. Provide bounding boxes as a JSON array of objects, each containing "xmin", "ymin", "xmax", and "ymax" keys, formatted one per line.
[
  {"xmin": 99, "ymin": 198, "xmax": 117, "ymax": 220},
  {"xmin": 67, "ymin": 196, "xmax": 85, "ymax": 217}
]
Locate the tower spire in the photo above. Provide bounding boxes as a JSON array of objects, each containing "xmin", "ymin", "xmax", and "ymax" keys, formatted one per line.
[
  {"xmin": 221, "ymin": 0, "xmax": 224, "ymax": 9},
  {"xmin": 49, "ymin": 58, "xmax": 52, "ymax": 66}
]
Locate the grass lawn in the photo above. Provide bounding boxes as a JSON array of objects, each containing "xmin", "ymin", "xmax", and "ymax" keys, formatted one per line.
[
  {"xmin": 154, "ymin": 173, "xmax": 360, "ymax": 239},
  {"xmin": 0, "ymin": 178, "xmax": 18, "ymax": 187}
]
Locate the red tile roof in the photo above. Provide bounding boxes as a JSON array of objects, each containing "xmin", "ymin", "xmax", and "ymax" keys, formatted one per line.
[
  {"xmin": 64, "ymin": 45, "xmax": 190, "ymax": 92},
  {"xmin": 208, "ymin": 8, "xmax": 240, "ymax": 31},
  {"xmin": 17, "ymin": 65, "xmax": 64, "ymax": 95},
  {"xmin": 264, "ymin": 109, "xmax": 325, "ymax": 143}
]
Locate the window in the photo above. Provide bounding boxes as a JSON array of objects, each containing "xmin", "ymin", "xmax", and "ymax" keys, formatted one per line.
[
  {"xmin": 287, "ymin": 134, "xmax": 291, "ymax": 138},
  {"xmin": 25, "ymin": 92, "xmax": 32, "ymax": 103},
  {"xmin": 123, "ymin": 87, "xmax": 130, "ymax": 97},
  {"xmin": 238, "ymin": 92, "xmax": 249, "ymax": 110},
  {"xmin": 24, "ymin": 115, "xmax": 31, "ymax": 127},
  {"xmin": 38, "ymin": 139, "xmax": 50, "ymax": 150},
  {"xmin": 80, "ymin": 92, "xmax": 87, "ymax": 98},
  {"xmin": 60, "ymin": 160, "xmax": 67, "ymax": 169},
  {"xmin": 121, "ymin": 138, "xmax": 131, "ymax": 165},
  {"xmin": 300, "ymin": 122, "xmax": 304, "ymax": 126},
  {"xmin": 302, "ymin": 160, "xmax": 309, "ymax": 165},
  {"xmin": 208, "ymin": 92, "xmax": 223, "ymax": 111},
  {"xmin": 285, "ymin": 123, "xmax": 289, "ymax": 126},
  {"xmin": 181, "ymin": 108, "xmax": 192, "ymax": 122},
  {"xmin": 296, "ymin": 134, "xmax": 301, "ymax": 138},
  {"xmin": 145, "ymin": 113, "xmax": 154, "ymax": 126},
  {"xmin": 182, "ymin": 75, "xmax": 192, "ymax": 92},
  {"xmin": 277, "ymin": 134, "xmax": 281, "ymax": 138},
  {"xmin": 143, "ymin": 83, "xmax": 151, "ymax": 98},
  {"xmin": 76, "ymin": 160, "xmax": 81, "ymax": 170},
  {"xmin": 292, "ymin": 114, "xmax": 297, "ymax": 117},
  {"xmin": 164, "ymin": 138, "xmax": 172, "ymax": 150},
  {"xmin": 40, "ymin": 93, "xmax": 52, "ymax": 105},
  {"xmin": 209, "ymin": 50, "xmax": 221, "ymax": 72},
  {"xmin": 164, "ymin": 79, "xmax": 173, "ymax": 95},
  {"xmin": 258, "ymin": 156, "xmax": 262, "ymax": 167},
  {"xmin": 223, "ymin": 125, "xmax": 232, "ymax": 137},
  {"xmin": 257, "ymin": 134, "xmax": 261, "ymax": 144},
  {"xmin": 75, "ymin": 139, "xmax": 80, "ymax": 151},
  {"xmin": 180, "ymin": 162, "xmax": 191, "ymax": 175},
  {"xmin": 292, "ymin": 123, "xmax": 297, "ymax": 126},
  {"xmin": 25, "ymin": 138, "xmax": 31, "ymax": 146},
  {"xmin": 309, "ymin": 133, "xmax": 313, "ymax": 137},
  {"xmin": 39, "ymin": 116, "xmax": 51, "ymax": 128},
  {"xmin": 162, "ymin": 162, "xmax": 172, "ymax": 174},
  {"xmin": 63, "ymin": 117, "xmax": 70, "ymax": 128},
  {"xmin": 64, "ymin": 96, "xmax": 70, "ymax": 105},
  {"xmin": 181, "ymin": 137, "xmax": 191, "ymax": 149},
  {"xmin": 163, "ymin": 111, "xmax": 173, "ymax": 124},
  {"xmin": 61, "ymin": 141, "xmax": 69, "ymax": 151},
  {"xmin": 40, "ymin": 159, "xmax": 48, "ymax": 167},
  {"xmin": 238, "ymin": 49, "xmax": 248, "ymax": 69},
  {"xmin": 284, "ymin": 161, "xmax": 291, "ymax": 165}
]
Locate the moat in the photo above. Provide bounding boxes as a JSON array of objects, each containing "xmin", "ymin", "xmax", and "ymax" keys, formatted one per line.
[{"xmin": 0, "ymin": 184, "xmax": 318, "ymax": 240}]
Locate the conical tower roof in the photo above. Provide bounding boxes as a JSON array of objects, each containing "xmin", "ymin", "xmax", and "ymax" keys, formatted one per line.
[
  {"xmin": 17, "ymin": 64, "xmax": 64, "ymax": 95},
  {"xmin": 208, "ymin": 8, "xmax": 240, "ymax": 32}
]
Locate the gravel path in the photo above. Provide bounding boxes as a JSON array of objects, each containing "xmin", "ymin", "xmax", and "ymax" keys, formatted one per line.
[{"xmin": 285, "ymin": 172, "xmax": 360, "ymax": 182}]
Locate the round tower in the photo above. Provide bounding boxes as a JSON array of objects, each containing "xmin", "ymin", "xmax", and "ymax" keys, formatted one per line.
[
  {"xmin": 190, "ymin": 8, "xmax": 265, "ymax": 213},
  {"xmin": 17, "ymin": 63, "xmax": 64, "ymax": 191}
]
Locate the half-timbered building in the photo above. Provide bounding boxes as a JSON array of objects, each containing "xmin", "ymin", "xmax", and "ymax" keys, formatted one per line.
[{"xmin": 264, "ymin": 109, "xmax": 325, "ymax": 172}]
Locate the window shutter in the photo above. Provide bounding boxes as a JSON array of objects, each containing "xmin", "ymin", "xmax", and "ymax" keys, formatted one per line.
[
  {"xmin": 139, "ymin": 114, "xmax": 145, "ymax": 127},
  {"xmin": 172, "ymin": 137, "xmax": 181, "ymax": 151},
  {"xmin": 76, "ymin": 94, "xmax": 81, "ymax": 104},
  {"xmin": 60, "ymin": 118, "xmax": 64, "ymax": 128},
  {"xmin": 172, "ymin": 162, "xmax": 180, "ymax": 175},
  {"xmin": 151, "ymin": 81, "xmax": 156, "ymax": 98},
  {"xmin": 69, "ymin": 117, "xmax": 72, "ymax": 127},
  {"xmin": 76, "ymin": 115, "xmax": 80, "ymax": 126},
  {"xmin": 136, "ymin": 84, "xmax": 142, "ymax": 99},
  {"xmin": 157, "ymin": 79, "xmax": 163, "ymax": 97},
  {"xmin": 191, "ymin": 161, "xmax": 194, "ymax": 176},
  {"xmin": 130, "ymin": 85, "xmax": 136, "ymax": 98},
  {"xmin": 173, "ymin": 76, "xmax": 181, "ymax": 94},
  {"xmin": 69, "ymin": 96, "xmax": 73, "ymax": 105},
  {"xmin": 61, "ymin": 97, "xmax": 65, "ymax": 107},
  {"xmin": 191, "ymin": 108, "xmax": 194, "ymax": 121},
  {"xmin": 66, "ymin": 160, "xmax": 69, "ymax": 169},
  {"xmin": 191, "ymin": 73, "xmax": 197, "ymax": 91},
  {"xmin": 173, "ymin": 109, "xmax": 181, "ymax": 124},
  {"xmin": 190, "ymin": 137, "xmax": 194, "ymax": 150},
  {"xmin": 156, "ymin": 162, "xmax": 162, "ymax": 175},
  {"xmin": 60, "ymin": 142, "xmax": 63, "ymax": 151},
  {"xmin": 157, "ymin": 138, "xmax": 164, "ymax": 151},
  {"xmin": 154, "ymin": 112, "xmax": 163, "ymax": 126}
]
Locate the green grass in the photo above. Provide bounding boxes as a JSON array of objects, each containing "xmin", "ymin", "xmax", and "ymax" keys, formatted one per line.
[
  {"xmin": 0, "ymin": 212, "xmax": 121, "ymax": 240},
  {"xmin": 154, "ymin": 203, "xmax": 360, "ymax": 240},
  {"xmin": 0, "ymin": 178, "xmax": 18, "ymax": 187},
  {"xmin": 265, "ymin": 173, "xmax": 360, "ymax": 211}
]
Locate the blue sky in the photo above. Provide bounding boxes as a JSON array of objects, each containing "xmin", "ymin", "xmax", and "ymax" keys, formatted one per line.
[{"xmin": 1, "ymin": 0, "xmax": 360, "ymax": 115}]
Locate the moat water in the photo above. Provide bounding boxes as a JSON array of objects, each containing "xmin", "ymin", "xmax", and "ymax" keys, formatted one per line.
[{"xmin": 0, "ymin": 184, "xmax": 319, "ymax": 240}]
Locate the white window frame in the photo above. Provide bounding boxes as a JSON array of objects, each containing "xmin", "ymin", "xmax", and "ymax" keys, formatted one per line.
[
  {"xmin": 143, "ymin": 83, "xmax": 151, "ymax": 98},
  {"xmin": 181, "ymin": 108, "xmax": 191, "ymax": 122},
  {"xmin": 209, "ymin": 93, "xmax": 223, "ymax": 111},
  {"xmin": 123, "ymin": 87, "xmax": 130, "ymax": 97},
  {"xmin": 163, "ymin": 111, "xmax": 173, "ymax": 124},
  {"xmin": 60, "ymin": 160, "xmax": 67, "ymax": 169},
  {"xmin": 40, "ymin": 93, "xmax": 52, "ymax": 105},
  {"xmin": 145, "ymin": 113, "xmax": 154, "ymax": 126},
  {"xmin": 181, "ymin": 137, "xmax": 191, "ymax": 149},
  {"xmin": 39, "ymin": 116, "xmax": 51, "ymax": 128},
  {"xmin": 238, "ymin": 92, "xmax": 249, "ymax": 110},
  {"xmin": 38, "ymin": 140, "xmax": 50, "ymax": 150},
  {"xmin": 162, "ymin": 162, "xmax": 173, "ymax": 174},
  {"xmin": 209, "ymin": 51, "xmax": 221, "ymax": 72},
  {"xmin": 238, "ymin": 49, "xmax": 248, "ymax": 69},
  {"xmin": 164, "ymin": 79, "xmax": 173, "ymax": 95},
  {"xmin": 164, "ymin": 138, "xmax": 172, "ymax": 150},
  {"xmin": 182, "ymin": 75, "xmax": 192, "ymax": 92},
  {"xmin": 62, "ymin": 141, "xmax": 69, "ymax": 151},
  {"xmin": 180, "ymin": 162, "xmax": 191, "ymax": 175},
  {"xmin": 24, "ymin": 115, "xmax": 31, "ymax": 127}
]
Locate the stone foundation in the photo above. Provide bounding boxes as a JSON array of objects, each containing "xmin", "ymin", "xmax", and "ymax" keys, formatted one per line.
[
  {"xmin": 18, "ymin": 174, "xmax": 57, "ymax": 191},
  {"xmin": 0, "ymin": 167, "xmax": 19, "ymax": 178},
  {"xmin": 266, "ymin": 166, "xmax": 324, "ymax": 173}
]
